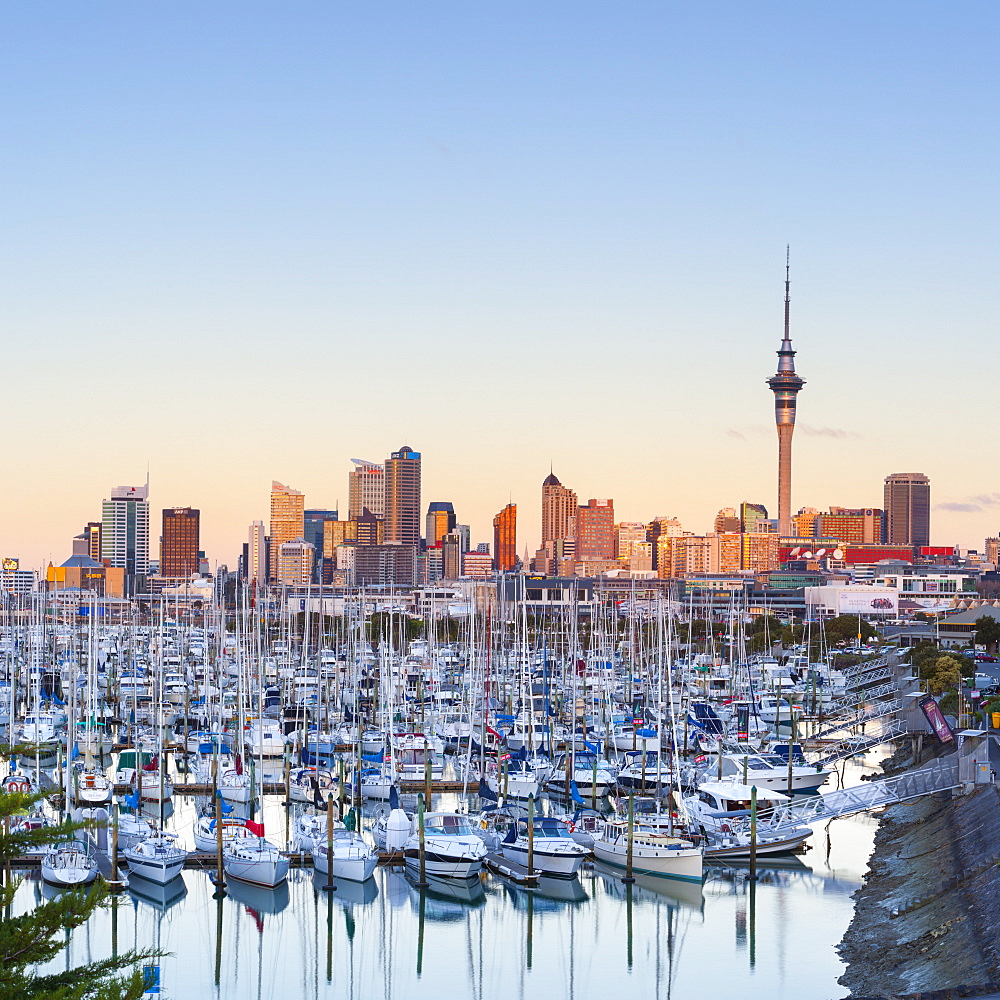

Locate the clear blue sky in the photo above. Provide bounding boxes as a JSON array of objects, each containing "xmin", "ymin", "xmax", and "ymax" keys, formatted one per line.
[{"xmin": 1, "ymin": 2, "xmax": 997, "ymax": 567}]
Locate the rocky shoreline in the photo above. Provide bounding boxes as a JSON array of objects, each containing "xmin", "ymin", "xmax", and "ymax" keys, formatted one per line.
[{"xmin": 838, "ymin": 766, "xmax": 1000, "ymax": 998}]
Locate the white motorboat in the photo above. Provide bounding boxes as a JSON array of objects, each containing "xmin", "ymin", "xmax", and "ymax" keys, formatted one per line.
[
  {"xmin": 615, "ymin": 750, "xmax": 672, "ymax": 791},
  {"xmin": 312, "ymin": 830, "xmax": 379, "ymax": 882},
  {"xmin": 123, "ymin": 834, "xmax": 188, "ymax": 884},
  {"xmin": 499, "ymin": 816, "xmax": 589, "ymax": 878},
  {"xmin": 402, "ymin": 812, "xmax": 487, "ymax": 880},
  {"xmin": 223, "ymin": 836, "xmax": 289, "ymax": 888},
  {"xmin": 591, "ymin": 821, "xmax": 703, "ymax": 884},
  {"xmin": 246, "ymin": 719, "xmax": 286, "ymax": 758},
  {"xmin": 683, "ymin": 781, "xmax": 813, "ymax": 858},
  {"xmin": 391, "ymin": 735, "xmax": 444, "ymax": 783},
  {"xmin": 41, "ymin": 840, "xmax": 100, "ymax": 886},
  {"xmin": 706, "ymin": 751, "xmax": 832, "ymax": 794}
]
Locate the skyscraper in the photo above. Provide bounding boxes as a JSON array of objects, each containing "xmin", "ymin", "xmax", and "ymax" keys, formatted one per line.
[
  {"xmin": 883, "ymin": 473, "xmax": 931, "ymax": 546},
  {"xmin": 304, "ymin": 509, "xmax": 338, "ymax": 582},
  {"xmin": 84, "ymin": 522, "xmax": 102, "ymax": 562},
  {"xmin": 384, "ymin": 445, "xmax": 421, "ymax": 547},
  {"xmin": 348, "ymin": 460, "xmax": 384, "ymax": 520},
  {"xmin": 766, "ymin": 252, "xmax": 805, "ymax": 536},
  {"xmin": 269, "ymin": 482, "xmax": 305, "ymax": 581},
  {"xmin": 160, "ymin": 507, "xmax": 200, "ymax": 578},
  {"xmin": 493, "ymin": 503, "xmax": 517, "ymax": 571},
  {"xmin": 248, "ymin": 521, "xmax": 267, "ymax": 584},
  {"xmin": 101, "ymin": 483, "xmax": 150, "ymax": 596},
  {"xmin": 425, "ymin": 502, "xmax": 456, "ymax": 547},
  {"xmin": 541, "ymin": 472, "xmax": 577, "ymax": 546}
]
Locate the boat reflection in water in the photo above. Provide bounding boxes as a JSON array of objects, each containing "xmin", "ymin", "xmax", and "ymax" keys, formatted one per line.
[
  {"xmin": 128, "ymin": 872, "xmax": 188, "ymax": 911},
  {"xmin": 311, "ymin": 869, "xmax": 379, "ymax": 906},
  {"xmin": 222, "ymin": 872, "xmax": 291, "ymax": 915},
  {"xmin": 591, "ymin": 861, "xmax": 706, "ymax": 911},
  {"xmin": 403, "ymin": 869, "xmax": 486, "ymax": 918}
]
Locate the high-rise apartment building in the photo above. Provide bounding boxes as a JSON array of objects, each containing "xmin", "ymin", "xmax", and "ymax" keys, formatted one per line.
[
  {"xmin": 355, "ymin": 508, "xmax": 384, "ymax": 547},
  {"xmin": 101, "ymin": 483, "xmax": 150, "ymax": 596},
  {"xmin": 276, "ymin": 538, "xmax": 314, "ymax": 586},
  {"xmin": 384, "ymin": 446, "xmax": 421, "ymax": 547},
  {"xmin": 541, "ymin": 472, "xmax": 577, "ymax": 546},
  {"xmin": 792, "ymin": 507, "xmax": 820, "ymax": 538},
  {"xmin": 883, "ymin": 473, "xmax": 931, "ymax": 546},
  {"xmin": 348, "ymin": 460, "xmax": 384, "ymax": 520},
  {"xmin": 493, "ymin": 503, "xmax": 517, "ymax": 571},
  {"xmin": 248, "ymin": 521, "xmax": 267, "ymax": 584},
  {"xmin": 615, "ymin": 522, "xmax": 647, "ymax": 561},
  {"xmin": 426, "ymin": 502, "xmax": 456, "ymax": 547},
  {"xmin": 160, "ymin": 507, "xmax": 200, "ymax": 578},
  {"xmin": 442, "ymin": 532, "xmax": 463, "ymax": 579},
  {"xmin": 575, "ymin": 499, "xmax": 615, "ymax": 559},
  {"xmin": 269, "ymin": 482, "xmax": 305, "ymax": 581}
]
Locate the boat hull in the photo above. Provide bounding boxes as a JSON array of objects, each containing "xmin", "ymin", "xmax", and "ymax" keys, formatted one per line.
[{"xmin": 591, "ymin": 840, "xmax": 703, "ymax": 883}]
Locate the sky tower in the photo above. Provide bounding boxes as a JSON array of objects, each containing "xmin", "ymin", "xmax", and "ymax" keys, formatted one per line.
[{"xmin": 766, "ymin": 250, "xmax": 805, "ymax": 536}]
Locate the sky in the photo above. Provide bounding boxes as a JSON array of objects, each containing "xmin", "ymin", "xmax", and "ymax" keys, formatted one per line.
[{"xmin": 1, "ymin": 2, "xmax": 998, "ymax": 571}]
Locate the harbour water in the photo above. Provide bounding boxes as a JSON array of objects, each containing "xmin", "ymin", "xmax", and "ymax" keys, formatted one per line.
[{"xmin": 18, "ymin": 756, "xmax": 883, "ymax": 1000}]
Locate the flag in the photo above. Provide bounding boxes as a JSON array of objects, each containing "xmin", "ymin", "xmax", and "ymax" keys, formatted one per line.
[
  {"xmin": 142, "ymin": 755, "xmax": 159, "ymax": 772},
  {"xmin": 234, "ymin": 753, "xmax": 243, "ymax": 776},
  {"xmin": 124, "ymin": 789, "xmax": 141, "ymax": 809},
  {"xmin": 246, "ymin": 820, "xmax": 265, "ymax": 837}
]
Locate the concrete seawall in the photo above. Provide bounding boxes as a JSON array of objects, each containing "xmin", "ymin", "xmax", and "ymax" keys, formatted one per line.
[{"xmin": 839, "ymin": 781, "xmax": 1000, "ymax": 997}]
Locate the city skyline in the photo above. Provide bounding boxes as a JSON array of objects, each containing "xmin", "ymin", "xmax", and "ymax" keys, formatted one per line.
[{"xmin": 1, "ymin": 4, "xmax": 998, "ymax": 568}]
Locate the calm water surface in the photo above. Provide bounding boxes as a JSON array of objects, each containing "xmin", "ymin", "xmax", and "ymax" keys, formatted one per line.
[{"xmin": 19, "ymin": 756, "xmax": 882, "ymax": 1000}]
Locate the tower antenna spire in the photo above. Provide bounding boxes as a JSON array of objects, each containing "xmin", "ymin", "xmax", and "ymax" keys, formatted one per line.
[{"xmin": 784, "ymin": 244, "xmax": 790, "ymax": 342}]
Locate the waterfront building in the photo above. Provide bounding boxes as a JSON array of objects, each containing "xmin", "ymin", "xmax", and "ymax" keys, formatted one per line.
[
  {"xmin": 766, "ymin": 252, "xmax": 806, "ymax": 536},
  {"xmin": 269, "ymin": 482, "xmax": 305, "ymax": 582},
  {"xmin": 101, "ymin": 482, "xmax": 150, "ymax": 596},
  {"xmin": 276, "ymin": 538, "xmax": 315, "ymax": 586},
  {"xmin": 575, "ymin": 499, "xmax": 615, "ymax": 560},
  {"xmin": 884, "ymin": 473, "xmax": 931, "ymax": 546},
  {"xmin": 348, "ymin": 460, "xmax": 384, "ymax": 520},
  {"xmin": 160, "ymin": 507, "xmax": 200, "ymax": 579},
  {"xmin": 248, "ymin": 521, "xmax": 267, "ymax": 585},
  {"xmin": 426, "ymin": 502, "xmax": 456, "ymax": 547},
  {"xmin": 384, "ymin": 445, "xmax": 421, "ymax": 547},
  {"xmin": 493, "ymin": 503, "xmax": 517, "ymax": 572}
]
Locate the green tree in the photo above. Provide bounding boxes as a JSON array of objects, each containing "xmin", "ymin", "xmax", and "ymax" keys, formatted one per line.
[
  {"xmin": 921, "ymin": 654, "xmax": 965, "ymax": 696},
  {"xmin": 822, "ymin": 614, "xmax": 877, "ymax": 647},
  {"xmin": 974, "ymin": 615, "xmax": 1000, "ymax": 655},
  {"xmin": 0, "ymin": 786, "xmax": 156, "ymax": 999}
]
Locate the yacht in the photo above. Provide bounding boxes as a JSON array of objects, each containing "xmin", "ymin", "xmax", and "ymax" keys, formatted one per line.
[
  {"xmin": 41, "ymin": 840, "xmax": 100, "ymax": 886},
  {"xmin": 312, "ymin": 830, "xmax": 379, "ymax": 882},
  {"xmin": 591, "ymin": 821, "xmax": 703, "ymax": 884},
  {"xmin": 402, "ymin": 812, "xmax": 487, "ymax": 880},
  {"xmin": 123, "ymin": 833, "xmax": 188, "ymax": 884},
  {"xmin": 223, "ymin": 836, "xmax": 289, "ymax": 888},
  {"xmin": 499, "ymin": 816, "xmax": 589, "ymax": 878}
]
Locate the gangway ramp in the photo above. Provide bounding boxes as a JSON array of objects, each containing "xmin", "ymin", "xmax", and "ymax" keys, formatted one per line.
[{"xmin": 760, "ymin": 757, "xmax": 962, "ymax": 833}]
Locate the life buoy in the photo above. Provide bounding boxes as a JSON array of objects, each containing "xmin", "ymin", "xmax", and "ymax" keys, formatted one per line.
[
  {"xmin": 720, "ymin": 823, "xmax": 731, "ymax": 833},
  {"xmin": 566, "ymin": 821, "xmax": 575, "ymax": 833}
]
